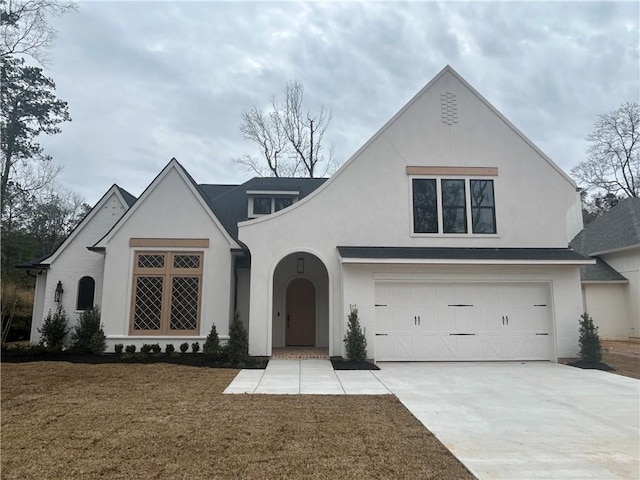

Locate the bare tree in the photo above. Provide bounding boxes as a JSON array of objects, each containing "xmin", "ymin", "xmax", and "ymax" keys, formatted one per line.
[
  {"xmin": 572, "ymin": 102, "xmax": 639, "ymax": 199},
  {"xmin": 236, "ymin": 80, "xmax": 333, "ymax": 178},
  {"xmin": 1, "ymin": 0, "xmax": 77, "ymax": 65}
]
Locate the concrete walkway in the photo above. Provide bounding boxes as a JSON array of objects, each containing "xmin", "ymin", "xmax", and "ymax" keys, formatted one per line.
[{"xmin": 223, "ymin": 359, "xmax": 390, "ymax": 395}]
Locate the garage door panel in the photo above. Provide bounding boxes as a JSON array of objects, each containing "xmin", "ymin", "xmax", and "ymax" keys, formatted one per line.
[{"xmin": 374, "ymin": 281, "xmax": 553, "ymax": 362}]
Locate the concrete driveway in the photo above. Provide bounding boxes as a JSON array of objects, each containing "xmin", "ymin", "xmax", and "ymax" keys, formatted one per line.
[{"xmin": 375, "ymin": 362, "xmax": 640, "ymax": 480}]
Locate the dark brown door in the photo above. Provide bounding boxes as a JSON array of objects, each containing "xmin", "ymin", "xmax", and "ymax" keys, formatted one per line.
[{"xmin": 285, "ymin": 278, "xmax": 316, "ymax": 346}]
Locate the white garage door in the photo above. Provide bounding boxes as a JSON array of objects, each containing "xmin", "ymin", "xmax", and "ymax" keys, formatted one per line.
[{"xmin": 374, "ymin": 282, "xmax": 553, "ymax": 361}]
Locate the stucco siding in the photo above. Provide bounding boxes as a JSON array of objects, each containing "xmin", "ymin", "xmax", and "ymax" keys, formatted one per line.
[
  {"xmin": 30, "ymin": 192, "xmax": 127, "ymax": 343},
  {"xmin": 583, "ymin": 284, "xmax": 631, "ymax": 339},
  {"xmin": 100, "ymin": 167, "xmax": 233, "ymax": 348},
  {"xmin": 601, "ymin": 248, "xmax": 640, "ymax": 337}
]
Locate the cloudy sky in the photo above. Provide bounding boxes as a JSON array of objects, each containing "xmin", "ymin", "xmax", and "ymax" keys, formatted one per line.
[{"xmin": 39, "ymin": 0, "xmax": 639, "ymax": 205}]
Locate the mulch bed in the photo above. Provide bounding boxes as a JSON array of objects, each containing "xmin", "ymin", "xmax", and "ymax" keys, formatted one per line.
[
  {"xmin": 330, "ymin": 356, "xmax": 380, "ymax": 370},
  {"xmin": 566, "ymin": 360, "xmax": 614, "ymax": 372},
  {"xmin": 1, "ymin": 351, "xmax": 269, "ymax": 369}
]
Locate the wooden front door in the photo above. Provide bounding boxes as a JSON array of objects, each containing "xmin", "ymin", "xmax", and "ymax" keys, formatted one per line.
[{"xmin": 285, "ymin": 278, "xmax": 316, "ymax": 346}]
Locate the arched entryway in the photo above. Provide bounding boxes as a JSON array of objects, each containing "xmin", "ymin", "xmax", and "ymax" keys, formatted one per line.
[
  {"xmin": 272, "ymin": 252, "xmax": 329, "ymax": 349},
  {"xmin": 285, "ymin": 278, "xmax": 315, "ymax": 346}
]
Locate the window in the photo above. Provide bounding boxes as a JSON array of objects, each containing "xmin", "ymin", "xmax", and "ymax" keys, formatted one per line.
[
  {"xmin": 470, "ymin": 180, "xmax": 496, "ymax": 234},
  {"xmin": 412, "ymin": 178, "xmax": 496, "ymax": 234},
  {"xmin": 253, "ymin": 197, "xmax": 272, "ymax": 215},
  {"xmin": 413, "ymin": 179, "xmax": 438, "ymax": 233},
  {"xmin": 248, "ymin": 194, "xmax": 297, "ymax": 217},
  {"xmin": 274, "ymin": 197, "xmax": 293, "ymax": 212},
  {"xmin": 77, "ymin": 276, "xmax": 95, "ymax": 310},
  {"xmin": 130, "ymin": 251, "xmax": 202, "ymax": 335}
]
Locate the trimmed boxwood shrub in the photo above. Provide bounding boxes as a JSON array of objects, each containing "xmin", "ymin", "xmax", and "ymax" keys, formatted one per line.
[
  {"xmin": 114, "ymin": 344, "xmax": 124, "ymax": 354},
  {"xmin": 150, "ymin": 343, "xmax": 161, "ymax": 354},
  {"xmin": 165, "ymin": 343, "xmax": 175, "ymax": 354},
  {"xmin": 125, "ymin": 344, "xmax": 136, "ymax": 354},
  {"xmin": 191, "ymin": 341, "xmax": 200, "ymax": 353},
  {"xmin": 140, "ymin": 344, "xmax": 152, "ymax": 354},
  {"xmin": 179, "ymin": 342, "xmax": 189, "ymax": 353}
]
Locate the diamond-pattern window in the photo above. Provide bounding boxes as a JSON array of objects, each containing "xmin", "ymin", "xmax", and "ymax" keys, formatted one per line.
[
  {"xmin": 138, "ymin": 254, "xmax": 165, "ymax": 269},
  {"xmin": 170, "ymin": 277, "xmax": 199, "ymax": 330},
  {"xmin": 130, "ymin": 251, "xmax": 202, "ymax": 335},
  {"xmin": 133, "ymin": 277, "xmax": 163, "ymax": 330},
  {"xmin": 173, "ymin": 254, "xmax": 200, "ymax": 269}
]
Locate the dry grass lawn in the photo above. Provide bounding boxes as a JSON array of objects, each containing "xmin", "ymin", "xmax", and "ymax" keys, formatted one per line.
[
  {"xmin": 1, "ymin": 362, "xmax": 473, "ymax": 479},
  {"xmin": 602, "ymin": 340, "xmax": 640, "ymax": 380}
]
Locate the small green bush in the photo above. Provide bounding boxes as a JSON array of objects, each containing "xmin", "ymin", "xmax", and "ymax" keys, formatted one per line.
[
  {"xmin": 344, "ymin": 305, "xmax": 367, "ymax": 362},
  {"xmin": 165, "ymin": 343, "xmax": 175, "ymax": 354},
  {"xmin": 71, "ymin": 308, "xmax": 105, "ymax": 354},
  {"xmin": 140, "ymin": 344, "xmax": 152, "ymax": 354},
  {"xmin": 579, "ymin": 313, "xmax": 602, "ymax": 363},
  {"xmin": 179, "ymin": 342, "xmax": 189, "ymax": 353},
  {"xmin": 114, "ymin": 344, "xmax": 124, "ymax": 354},
  {"xmin": 203, "ymin": 323, "xmax": 221, "ymax": 359},
  {"xmin": 125, "ymin": 344, "xmax": 136, "ymax": 354},
  {"xmin": 227, "ymin": 311, "xmax": 248, "ymax": 367},
  {"xmin": 38, "ymin": 307, "xmax": 69, "ymax": 351},
  {"xmin": 191, "ymin": 341, "xmax": 200, "ymax": 353},
  {"xmin": 150, "ymin": 343, "xmax": 161, "ymax": 354}
]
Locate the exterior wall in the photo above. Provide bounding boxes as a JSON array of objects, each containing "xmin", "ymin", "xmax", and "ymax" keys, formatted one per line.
[
  {"xmin": 29, "ymin": 271, "xmax": 47, "ymax": 341},
  {"xmin": 340, "ymin": 264, "xmax": 584, "ymax": 360},
  {"xmin": 601, "ymin": 248, "xmax": 640, "ymax": 338},
  {"xmin": 271, "ymin": 252, "xmax": 329, "ymax": 348},
  {"xmin": 239, "ymin": 69, "xmax": 583, "ymax": 357},
  {"xmin": 235, "ymin": 267, "xmax": 251, "ymax": 333},
  {"xmin": 100, "ymin": 167, "xmax": 234, "ymax": 350},
  {"xmin": 583, "ymin": 284, "xmax": 631, "ymax": 339},
  {"xmin": 30, "ymin": 192, "xmax": 127, "ymax": 343}
]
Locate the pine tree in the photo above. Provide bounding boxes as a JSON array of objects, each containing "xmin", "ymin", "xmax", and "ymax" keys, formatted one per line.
[
  {"xmin": 203, "ymin": 322, "xmax": 221, "ymax": 359},
  {"xmin": 343, "ymin": 305, "xmax": 367, "ymax": 362},
  {"xmin": 579, "ymin": 313, "xmax": 602, "ymax": 363},
  {"xmin": 227, "ymin": 311, "xmax": 248, "ymax": 366}
]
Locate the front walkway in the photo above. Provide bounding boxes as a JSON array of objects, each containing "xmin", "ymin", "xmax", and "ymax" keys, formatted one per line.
[{"xmin": 223, "ymin": 359, "xmax": 390, "ymax": 395}]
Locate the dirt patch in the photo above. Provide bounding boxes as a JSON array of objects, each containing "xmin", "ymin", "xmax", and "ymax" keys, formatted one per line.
[
  {"xmin": 1, "ymin": 362, "xmax": 473, "ymax": 480},
  {"xmin": 602, "ymin": 351, "xmax": 640, "ymax": 379}
]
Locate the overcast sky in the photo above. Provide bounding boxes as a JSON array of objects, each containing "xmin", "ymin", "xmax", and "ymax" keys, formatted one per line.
[{"xmin": 39, "ymin": 1, "xmax": 639, "ymax": 205}]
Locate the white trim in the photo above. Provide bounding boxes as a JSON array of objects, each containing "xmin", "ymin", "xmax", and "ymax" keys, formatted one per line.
[
  {"xmin": 340, "ymin": 258, "xmax": 595, "ymax": 265},
  {"xmin": 581, "ymin": 280, "xmax": 629, "ymax": 285},
  {"xmin": 246, "ymin": 190, "xmax": 299, "ymax": 196},
  {"xmin": 588, "ymin": 244, "xmax": 640, "ymax": 257}
]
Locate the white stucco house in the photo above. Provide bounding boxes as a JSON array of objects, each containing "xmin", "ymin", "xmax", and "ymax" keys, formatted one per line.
[
  {"xmin": 24, "ymin": 65, "xmax": 593, "ymax": 361},
  {"xmin": 570, "ymin": 198, "xmax": 640, "ymax": 340}
]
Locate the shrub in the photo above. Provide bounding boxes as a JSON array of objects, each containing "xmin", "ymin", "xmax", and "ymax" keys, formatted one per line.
[
  {"xmin": 203, "ymin": 323, "xmax": 220, "ymax": 358},
  {"xmin": 140, "ymin": 343, "xmax": 152, "ymax": 354},
  {"xmin": 150, "ymin": 343, "xmax": 161, "ymax": 354},
  {"xmin": 344, "ymin": 305, "xmax": 367, "ymax": 362},
  {"xmin": 125, "ymin": 344, "xmax": 136, "ymax": 354},
  {"xmin": 114, "ymin": 344, "xmax": 124, "ymax": 354},
  {"xmin": 179, "ymin": 342, "xmax": 189, "ymax": 353},
  {"xmin": 191, "ymin": 341, "xmax": 200, "ymax": 353},
  {"xmin": 165, "ymin": 343, "xmax": 175, "ymax": 354},
  {"xmin": 38, "ymin": 307, "xmax": 69, "ymax": 351},
  {"xmin": 71, "ymin": 308, "xmax": 106, "ymax": 354},
  {"xmin": 579, "ymin": 313, "xmax": 602, "ymax": 363},
  {"xmin": 227, "ymin": 311, "xmax": 248, "ymax": 367}
]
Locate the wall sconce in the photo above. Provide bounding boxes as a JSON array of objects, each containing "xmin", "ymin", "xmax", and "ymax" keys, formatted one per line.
[
  {"xmin": 297, "ymin": 257, "xmax": 304, "ymax": 274},
  {"xmin": 54, "ymin": 281, "xmax": 64, "ymax": 303}
]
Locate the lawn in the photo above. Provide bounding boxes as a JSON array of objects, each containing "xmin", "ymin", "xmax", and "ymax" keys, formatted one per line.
[{"xmin": 1, "ymin": 362, "xmax": 473, "ymax": 479}]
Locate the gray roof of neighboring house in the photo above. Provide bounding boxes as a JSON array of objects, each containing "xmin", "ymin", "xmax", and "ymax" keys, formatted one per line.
[
  {"xmin": 570, "ymin": 197, "xmax": 640, "ymax": 255},
  {"xmin": 337, "ymin": 246, "xmax": 590, "ymax": 262},
  {"xmin": 201, "ymin": 177, "xmax": 328, "ymax": 243}
]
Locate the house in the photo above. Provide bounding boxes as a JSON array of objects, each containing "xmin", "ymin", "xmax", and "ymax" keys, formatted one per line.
[
  {"xmin": 570, "ymin": 198, "xmax": 640, "ymax": 340},
  {"xmin": 24, "ymin": 65, "xmax": 593, "ymax": 361}
]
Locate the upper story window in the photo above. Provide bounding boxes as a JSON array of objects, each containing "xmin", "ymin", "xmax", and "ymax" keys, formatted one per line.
[
  {"xmin": 247, "ymin": 190, "xmax": 299, "ymax": 218},
  {"xmin": 412, "ymin": 178, "xmax": 496, "ymax": 235}
]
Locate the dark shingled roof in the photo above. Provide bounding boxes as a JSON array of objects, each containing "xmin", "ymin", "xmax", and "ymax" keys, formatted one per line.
[
  {"xmin": 115, "ymin": 185, "xmax": 137, "ymax": 207},
  {"xmin": 337, "ymin": 246, "xmax": 591, "ymax": 262},
  {"xmin": 570, "ymin": 197, "xmax": 640, "ymax": 255},
  {"xmin": 579, "ymin": 258, "xmax": 627, "ymax": 282},
  {"xmin": 201, "ymin": 177, "xmax": 327, "ymax": 242}
]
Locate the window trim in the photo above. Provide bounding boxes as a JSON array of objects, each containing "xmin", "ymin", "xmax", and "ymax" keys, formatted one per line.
[
  {"xmin": 248, "ymin": 194, "xmax": 299, "ymax": 218},
  {"xmin": 410, "ymin": 176, "xmax": 498, "ymax": 237},
  {"xmin": 129, "ymin": 251, "xmax": 203, "ymax": 336}
]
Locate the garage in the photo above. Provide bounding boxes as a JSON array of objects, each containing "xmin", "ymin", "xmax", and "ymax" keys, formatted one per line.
[{"xmin": 374, "ymin": 281, "xmax": 553, "ymax": 361}]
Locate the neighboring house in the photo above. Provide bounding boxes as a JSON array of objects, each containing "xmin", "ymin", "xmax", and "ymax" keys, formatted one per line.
[
  {"xmin": 24, "ymin": 65, "xmax": 592, "ymax": 361},
  {"xmin": 570, "ymin": 198, "xmax": 640, "ymax": 340}
]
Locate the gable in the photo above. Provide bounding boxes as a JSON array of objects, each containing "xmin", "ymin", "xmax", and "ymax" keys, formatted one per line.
[{"xmin": 94, "ymin": 160, "xmax": 239, "ymax": 249}]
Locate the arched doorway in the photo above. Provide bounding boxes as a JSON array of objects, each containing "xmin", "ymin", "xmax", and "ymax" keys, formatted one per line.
[
  {"xmin": 272, "ymin": 252, "xmax": 329, "ymax": 349},
  {"xmin": 285, "ymin": 278, "xmax": 315, "ymax": 346}
]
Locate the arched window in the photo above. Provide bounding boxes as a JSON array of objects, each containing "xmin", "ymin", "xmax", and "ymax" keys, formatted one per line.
[{"xmin": 77, "ymin": 276, "xmax": 95, "ymax": 310}]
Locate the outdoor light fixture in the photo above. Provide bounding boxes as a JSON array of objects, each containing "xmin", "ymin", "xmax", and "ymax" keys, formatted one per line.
[
  {"xmin": 54, "ymin": 281, "xmax": 64, "ymax": 303},
  {"xmin": 297, "ymin": 257, "xmax": 304, "ymax": 274}
]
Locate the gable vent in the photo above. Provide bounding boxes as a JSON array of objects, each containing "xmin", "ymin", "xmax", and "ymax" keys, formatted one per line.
[{"xmin": 441, "ymin": 92, "xmax": 458, "ymax": 125}]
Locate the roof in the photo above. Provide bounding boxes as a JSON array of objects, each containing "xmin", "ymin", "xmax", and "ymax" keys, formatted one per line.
[
  {"xmin": 570, "ymin": 197, "xmax": 640, "ymax": 255},
  {"xmin": 579, "ymin": 258, "xmax": 628, "ymax": 283},
  {"xmin": 203, "ymin": 177, "xmax": 327, "ymax": 242},
  {"xmin": 337, "ymin": 246, "xmax": 592, "ymax": 263},
  {"xmin": 115, "ymin": 185, "xmax": 137, "ymax": 207}
]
